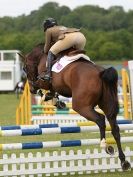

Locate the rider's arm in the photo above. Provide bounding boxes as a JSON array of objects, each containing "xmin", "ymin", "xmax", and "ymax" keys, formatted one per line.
[{"xmin": 44, "ymin": 28, "xmax": 52, "ymax": 54}]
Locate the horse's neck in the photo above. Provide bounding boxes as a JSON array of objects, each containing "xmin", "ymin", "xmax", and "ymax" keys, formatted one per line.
[{"xmin": 38, "ymin": 54, "xmax": 47, "ymax": 74}]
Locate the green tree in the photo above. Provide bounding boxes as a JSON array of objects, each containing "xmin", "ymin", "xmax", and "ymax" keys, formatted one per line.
[
  {"xmin": 0, "ymin": 2, "xmax": 133, "ymax": 60},
  {"xmin": 99, "ymin": 42, "xmax": 123, "ymax": 60}
]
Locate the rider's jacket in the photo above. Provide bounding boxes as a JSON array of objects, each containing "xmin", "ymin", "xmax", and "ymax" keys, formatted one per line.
[{"xmin": 44, "ymin": 26, "xmax": 80, "ymax": 54}]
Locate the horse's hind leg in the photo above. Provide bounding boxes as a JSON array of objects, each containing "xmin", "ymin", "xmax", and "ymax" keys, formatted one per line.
[
  {"xmin": 107, "ymin": 117, "xmax": 131, "ymax": 170},
  {"xmin": 72, "ymin": 100, "xmax": 107, "ymax": 148}
]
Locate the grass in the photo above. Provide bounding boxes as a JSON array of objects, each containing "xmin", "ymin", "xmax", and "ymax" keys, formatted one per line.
[
  {"xmin": 0, "ymin": 93, "xmax": 20, "ymax": 125},
  {"xmin": 0, "ymin": 93, "xmax": 133, "ymax": 177}
]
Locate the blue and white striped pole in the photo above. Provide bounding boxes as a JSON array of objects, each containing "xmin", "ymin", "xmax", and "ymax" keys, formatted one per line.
[
  {"xmin": 0, "ymin": 137, "xmax": 133, "ymax": 151},
  {"xmin": 0, "ymin": 119, "xmax": 132, "ymax": 131},
  {"xmin": 0, "ymin": 124, "xmax": 133, "ymax": 137}
]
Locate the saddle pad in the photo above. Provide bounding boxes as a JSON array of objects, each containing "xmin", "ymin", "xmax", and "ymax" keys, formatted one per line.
[{"xmin": 52, "ymin": 54, "xmax": 92, "ymax": 73}]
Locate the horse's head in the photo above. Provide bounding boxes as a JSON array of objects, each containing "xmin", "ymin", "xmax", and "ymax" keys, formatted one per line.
[{"xmin": 17, "ymin": 43, "xmax": 45, "ymax": 94}]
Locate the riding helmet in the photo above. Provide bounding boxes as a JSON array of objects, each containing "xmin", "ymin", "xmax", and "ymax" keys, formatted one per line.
[{"xmin": 43, "ymin": 18, "xmax": 57, "ymax": 31}]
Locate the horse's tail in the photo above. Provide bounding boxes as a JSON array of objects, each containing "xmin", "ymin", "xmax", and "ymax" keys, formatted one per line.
[{"xmin": 100, "ymin": 67, "xmax": 119, "ymax": 118}]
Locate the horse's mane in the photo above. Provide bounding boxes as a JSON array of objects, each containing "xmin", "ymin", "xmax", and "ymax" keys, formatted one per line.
[
  {"xmin": 26, "ymin": 43, "xmax": 45, "ymax": 64},
  {"xmin": 35, "ymin": 43, "xmax": 44, "ymax": 48}
]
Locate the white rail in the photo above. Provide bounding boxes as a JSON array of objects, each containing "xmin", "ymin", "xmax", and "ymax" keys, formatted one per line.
[{"xmin": 0, "ymin": 147, "xmax": 132, "ymax": 176}]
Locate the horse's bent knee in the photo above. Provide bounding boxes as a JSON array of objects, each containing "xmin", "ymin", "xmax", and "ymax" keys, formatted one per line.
[{"xmin": 72, "ymin": 103, "xmax": 80, "ymax": 113}]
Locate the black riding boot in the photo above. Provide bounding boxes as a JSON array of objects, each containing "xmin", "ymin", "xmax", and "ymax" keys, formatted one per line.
[{"xmin": 41, "ymin": 51, "xmax": 55, "ymax": 81}]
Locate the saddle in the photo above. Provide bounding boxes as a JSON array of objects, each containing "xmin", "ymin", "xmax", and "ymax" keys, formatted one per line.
[
  {"xmin": 38, "ymin": 48, "xmax": 86, "ymax": 77},
  {"xmin": 52, "ymin": 48, "xmax": 86, "ymax": 66}
]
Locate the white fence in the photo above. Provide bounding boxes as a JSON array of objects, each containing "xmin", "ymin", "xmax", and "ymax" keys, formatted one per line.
[
  {"xmin": 32, "ymin": 115, "xmax": 124, "ymax": 125},
  {"xmin": 0, "ymin": 147, "xmax": 132, "ymax": 176},
  {"xmin": 32, "ymin": 115, "xmax": 87, "ymax": 125}
]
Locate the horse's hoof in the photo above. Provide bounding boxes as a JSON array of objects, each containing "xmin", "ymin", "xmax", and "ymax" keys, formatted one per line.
[
  {"xmin": 55, "ymin": 101, "xmax": 66, "ymax": 109},
  {"xmin": 121, "ymin": 161, "xmax": 131, "ymax": 171},
  {"xmin": 45, "ymin": 92, "xmax": 54, "ymax": 101},
  {"xmin": 105, "ymin": 145, "xmax": 115, "ymax": 155}
]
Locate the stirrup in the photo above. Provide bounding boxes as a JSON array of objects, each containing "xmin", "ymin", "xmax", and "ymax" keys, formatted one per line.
[
  {"xmin": 44, "ymin": 74, "xmax": 51, "ymax": 81},
  {"xmin": 39, "ymin": 74, "xmax": 51, "ymax": 81},
  {"xmin": 38, "ymin": 72, "xmax": 51, "ymax": 81}
]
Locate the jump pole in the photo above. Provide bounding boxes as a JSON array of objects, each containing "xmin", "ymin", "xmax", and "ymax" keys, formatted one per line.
[
  {"xmin": 0, "ymin": 119, "xmax": 132, "ymax": 131},
  {"xmin": 0, "ymin": 124, "xmax": 133, "ymax": 137},
  {"xmin": 0, "ymin": 137, "xmax": 133, "ymax": 151}
]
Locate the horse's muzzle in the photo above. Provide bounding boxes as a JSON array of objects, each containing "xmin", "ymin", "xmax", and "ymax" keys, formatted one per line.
[{"xmin": 29, "ymin": 83, "xmax": 38, "ymax": 94}]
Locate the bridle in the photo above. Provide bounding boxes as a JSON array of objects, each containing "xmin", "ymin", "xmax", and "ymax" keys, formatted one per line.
[
  {"xmin": 24, "ymin": 51, "xmax": 44, "ymax": 92},
  {"xmin": 24, "ymin": 64, "xmax": 37, "ymax": 82}
]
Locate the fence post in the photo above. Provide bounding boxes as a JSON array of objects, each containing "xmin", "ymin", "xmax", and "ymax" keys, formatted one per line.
[
  {"xmin": 121, "ymin": 69, "xmax": 131, "ymax": 119},
  {"xmin": 16, "ymin": 81, "xmax": 31, "ymax": 125}
]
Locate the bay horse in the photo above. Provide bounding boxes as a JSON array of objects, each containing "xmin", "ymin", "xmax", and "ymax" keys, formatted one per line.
[{"xmin": 19, "ymin": 43, "xmax": 130, "ymax": 170}]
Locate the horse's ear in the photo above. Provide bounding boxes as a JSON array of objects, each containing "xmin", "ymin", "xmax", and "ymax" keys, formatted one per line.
[{"xmin": 17, "ymin": 52, "xmax": 26, "ymax": 62}]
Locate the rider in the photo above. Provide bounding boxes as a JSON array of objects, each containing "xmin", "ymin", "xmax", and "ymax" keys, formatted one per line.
[{"xmin": 40, "ymin": 17, "xmax": 86, "ymax": 82}]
